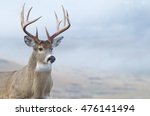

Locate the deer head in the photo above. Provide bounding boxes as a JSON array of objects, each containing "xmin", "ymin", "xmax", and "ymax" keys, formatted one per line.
[{"xmin": 21, "ymin": 4, "xmax": 70, "ymax": 71}]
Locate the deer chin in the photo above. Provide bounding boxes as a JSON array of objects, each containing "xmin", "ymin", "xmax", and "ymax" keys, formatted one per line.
[{"xmin": 35, "ymin": 62, "xmax": 52, "ymax": 72}]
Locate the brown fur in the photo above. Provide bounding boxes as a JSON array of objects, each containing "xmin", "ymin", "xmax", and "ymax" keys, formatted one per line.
[{"xmin": 0, "ymin": 51, "xmax": 52, "ymax": 99}]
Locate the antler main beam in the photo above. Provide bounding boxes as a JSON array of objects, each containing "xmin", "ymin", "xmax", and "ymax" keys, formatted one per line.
[
  {"xmin": 21, "ymin": 4, "xmax": 42, "ymax": 43},
  {"xmin": 45, "ymin": 6, "xmax": 71, "ymax": 43}
]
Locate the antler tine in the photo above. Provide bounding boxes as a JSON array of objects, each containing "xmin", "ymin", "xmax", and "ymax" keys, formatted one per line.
[
  {"xmin": 62, "ymin": 5, "xmax": 66, "ymax": 26},
  {"xmin": 47, "ymin": 6, "xmax": 71, "ymax": 42},
  {"xmin": 66, "ymin": 10, "xmax": 70, "ymax": 25},
  {"xmin": 45, "ymin": 27, "xmax": 50, "ymax": 40},
  {"xmin": 21, "ymin": 4, "xmax": 41, "ymax": 43},
  {"xmin": 21, "ymin": 4, "xmax": 25, "ymax": 28},
  {"xmin": 36, "ymin": 27, "xmax": 38, "ymax": 38},
  {"xmin": 54, "ymin": 12, "xmax": 62, "ymax": 31},
  {"xmin": 26, "ymin": 7, "xmax": 32, "ymax": 21}
]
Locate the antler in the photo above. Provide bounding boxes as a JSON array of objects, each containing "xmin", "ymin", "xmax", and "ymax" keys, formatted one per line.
[
  {"xmin": 45, "ymin": 6, "xmax": 71, "ymax": 43},
  {"xmin": 21, "ymin": 4, "xmax": 42, "ymax": 43}
]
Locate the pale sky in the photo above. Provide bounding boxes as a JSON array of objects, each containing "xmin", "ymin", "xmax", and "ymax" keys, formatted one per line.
[{"xmin": 0, "ymin": 0, "xmax": 150, "ymax": 74}]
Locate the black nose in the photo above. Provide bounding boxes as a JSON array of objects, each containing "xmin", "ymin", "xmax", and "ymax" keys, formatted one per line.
[{"xmin": 47, "ymin": 56, "xmax": 56, "ymax": 63}]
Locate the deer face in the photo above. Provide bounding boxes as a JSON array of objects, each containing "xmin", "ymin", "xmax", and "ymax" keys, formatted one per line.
[{"xmin": 24, "ymin": 36, "xmax": 63, "ymax": 71}]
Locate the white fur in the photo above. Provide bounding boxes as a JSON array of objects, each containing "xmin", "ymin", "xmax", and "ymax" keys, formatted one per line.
[
  {"xmin": 44, "ymin": 54, "xmax": 52, "ymax": 63},
  {"xmin": 35, "ymin": 62, "xmax": 52, "ymax": 72}
]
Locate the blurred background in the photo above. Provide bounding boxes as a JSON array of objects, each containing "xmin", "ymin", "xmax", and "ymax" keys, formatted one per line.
[{"xmin": 0, "ymin": 0, "xmax": 150, "ymax": 98}]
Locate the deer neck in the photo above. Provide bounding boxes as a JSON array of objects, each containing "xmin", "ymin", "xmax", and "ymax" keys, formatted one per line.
[
  {"xmin": 27, "ymin": 51, "xmax": 52, "ymax": 73},
  {"xmin": 28, "ymin": 52, "xmax": 37, "ymax": 72},
  {"xmin": 26, "ymin": 52, "xmax": 52, "ymax": 98}
]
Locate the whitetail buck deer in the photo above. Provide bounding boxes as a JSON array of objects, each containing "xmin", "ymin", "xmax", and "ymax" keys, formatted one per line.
[{"xmin": 0, "ymin": 5, "xmax": 70, "ymax": 98}]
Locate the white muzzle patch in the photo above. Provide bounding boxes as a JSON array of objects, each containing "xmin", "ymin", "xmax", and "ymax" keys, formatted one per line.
[
  {"xmin": 35, "ymin": 62, "xmax": 52, "ymax": 72},
  {"xmin": 45, "ymin": 54, "xmax": 52, "ymax": 63}
]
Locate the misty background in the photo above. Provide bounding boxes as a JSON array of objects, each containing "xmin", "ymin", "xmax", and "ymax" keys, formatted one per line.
[{"xmin": 0, "ymin": 0, "xmax": 150, "ymax": 76}]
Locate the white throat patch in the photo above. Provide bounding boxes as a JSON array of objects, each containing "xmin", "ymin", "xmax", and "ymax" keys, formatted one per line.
[{"xmin": 35, "ymin": 62, "xmax": 52, "ymax": 72}]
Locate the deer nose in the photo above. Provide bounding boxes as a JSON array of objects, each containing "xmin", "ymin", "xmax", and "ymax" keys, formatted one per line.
[{"xmin": 47, "ymin": 56, "xmax": 56, "ymax": 63}]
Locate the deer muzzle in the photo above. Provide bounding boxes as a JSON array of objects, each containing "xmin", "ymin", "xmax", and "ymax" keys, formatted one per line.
[{"xmin": 47, "ymin": 56, "xmax": 56, "ymax": 63}]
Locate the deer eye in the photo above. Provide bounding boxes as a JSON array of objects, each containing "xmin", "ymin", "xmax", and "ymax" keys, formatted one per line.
[{"xmin": 38, "ymin": 47, "xmax": 43, "ymax": 51}]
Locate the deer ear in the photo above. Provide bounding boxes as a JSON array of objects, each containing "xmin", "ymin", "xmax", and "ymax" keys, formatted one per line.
[
  {"xmin": 52, "ymin": 36, "xmax": 64, "ymax": 48},
  {"xmin": 24, "ymin": 36, "xmax": 36, "ymax": 47}
]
